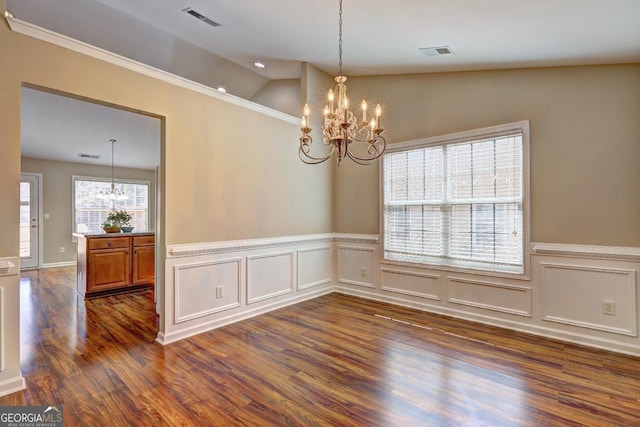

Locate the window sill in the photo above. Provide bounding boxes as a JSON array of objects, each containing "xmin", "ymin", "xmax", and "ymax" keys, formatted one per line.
[{"xmin": 381, "ymin": 256, "xmax": 530, "ymax": 281}]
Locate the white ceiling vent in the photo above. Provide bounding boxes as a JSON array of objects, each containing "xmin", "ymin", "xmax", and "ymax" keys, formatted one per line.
[
  {"xmin": 182, "ymin": 7, "xmax": 222, "ymax": 28},
  {"xmin": 78, "ymin": 153, "xmax": 101, "ymax": 159},
  {"xmin": 419, "ymin": 46, "xmax": 455, "ymax": 57}
]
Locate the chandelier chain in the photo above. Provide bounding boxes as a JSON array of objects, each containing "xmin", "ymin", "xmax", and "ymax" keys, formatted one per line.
[{"xmin": 338, "ymin": 0, "xmax": 343, "ymax": 77}]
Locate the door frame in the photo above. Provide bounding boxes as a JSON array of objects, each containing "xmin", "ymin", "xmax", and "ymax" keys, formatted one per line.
[{"xmin": 20, "ymin": 172, "xmax": 44, "ymax": 269}]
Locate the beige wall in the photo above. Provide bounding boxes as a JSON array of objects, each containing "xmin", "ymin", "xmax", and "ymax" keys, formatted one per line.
[
  {"xmin": 301, "ymin": 63, "xmax": 336, "ymax": 229},
  {"xmin": 0, "ymin": 24, "xmax": 332, "ymax": 245},
  {"xmin": 336, "ymin": 65, "xmax": 640, "ymax": 247},
  {"xmin": 0, "ymin": 7, "xmax": 332, "ymax": 388},
  {"xmin": 251, "ymin": 79, "xmax": 301, "ymax": 116},
  {"xmin": 21, "ymin": 157, "xmax": 156, "ymax": 265}
]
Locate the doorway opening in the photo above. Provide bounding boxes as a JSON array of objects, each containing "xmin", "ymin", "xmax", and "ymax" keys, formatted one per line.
[{"xmin": 19, "ymin": 83, "xmax": 164, "ymax": 340}]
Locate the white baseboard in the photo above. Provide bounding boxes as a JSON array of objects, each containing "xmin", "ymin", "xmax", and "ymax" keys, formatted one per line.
[
  {"xmin": 157, "ymin": 287, "xmax": 332, "ymax": 345},
  {"xmin": 0, "ymin": 375, "xmax": 26, "ymax": 398},
  {"xmin": 334, "ymin": 286, "xmax": 640, "ymax": 357},
  {"xmin": 42, "ymin": 261, "xmax": 76, "ymax": 269}
]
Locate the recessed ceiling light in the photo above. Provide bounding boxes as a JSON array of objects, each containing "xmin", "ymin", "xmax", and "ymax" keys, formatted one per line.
[
  {"xmin": 253, "ymin": 62, "xmax": 266, "ymax": 69},
  {"xmin": 216, "ymin": 86, "xmax": 227, "ymax": 93}
]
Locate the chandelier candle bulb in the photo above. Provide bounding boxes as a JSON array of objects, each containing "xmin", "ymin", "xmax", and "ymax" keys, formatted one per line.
[
  {"xmin": 361, "ymin": 100, "xmax": 367, "ymax": 122},
  {"xmin": 328, "ymin": 90, "xmax": 335, "ymax": 112},
  {"xmin": 301, "ymin": 103, "xmax": 310, "ymax": 129},
  {"xmin": 343, "ymin": 98, "xmax": 349, "ymax": 122}
]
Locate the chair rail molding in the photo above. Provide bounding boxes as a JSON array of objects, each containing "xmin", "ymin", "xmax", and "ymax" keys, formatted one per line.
[{"xmin": 531, "ymin": 242, "xmax": 640, "ymax": 261}]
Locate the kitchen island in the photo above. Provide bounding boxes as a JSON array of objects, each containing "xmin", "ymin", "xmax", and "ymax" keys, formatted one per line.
[{"xmin": 75, "ymin": 232, "xmax": 155, "ymax": 298}]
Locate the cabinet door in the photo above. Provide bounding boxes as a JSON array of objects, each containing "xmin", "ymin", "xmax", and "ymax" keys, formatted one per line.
[
  {"xmin": 87, "ymin": 248, "xmax": 131, "ymax": 293},
  {"xmin": 133, "ymin": 246, "xmax": 155, "ymax": 285}
]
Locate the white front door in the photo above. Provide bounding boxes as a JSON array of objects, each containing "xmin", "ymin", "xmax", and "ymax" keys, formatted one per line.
[{"xmin": 20, "ymin": 173, "xmax": 41, "ymax": 269}]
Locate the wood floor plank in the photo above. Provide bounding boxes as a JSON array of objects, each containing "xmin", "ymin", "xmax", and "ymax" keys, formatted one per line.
[{"xmin": 3, "ymin": 267, "xmax": 640, "ymax": 426}]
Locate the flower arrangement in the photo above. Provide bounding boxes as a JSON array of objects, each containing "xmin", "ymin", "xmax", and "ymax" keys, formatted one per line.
[{"xmin": 102, "ymin": 210, "xmax": 133, "ymax": 232}]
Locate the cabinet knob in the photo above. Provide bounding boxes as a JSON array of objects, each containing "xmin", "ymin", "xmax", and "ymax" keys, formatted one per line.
[{"xmin": 108, "ymin": 242, "xmax": 113, "ymax": 247}]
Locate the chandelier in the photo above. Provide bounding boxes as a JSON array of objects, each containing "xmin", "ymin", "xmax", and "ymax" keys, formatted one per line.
[
  {"xmin": 299, "ymin": 0, "xmax": 386, "ymax": 165},
  {"xmin": 98, "ymin": 139, "xmax": 127, "ymax": 201}
]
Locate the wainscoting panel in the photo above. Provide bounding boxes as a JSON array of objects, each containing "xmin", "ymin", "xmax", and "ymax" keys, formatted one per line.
[
  {"xmin": 162, "ymin": 235, "xmax": 640, "ymax": 356},
  {"xmin": 297, "ymin": 246, "xmax": 332, "ymax": 290},
  {"xmin": 247, "ymin": 251, "xmax": 294, "ymax": 304},
  {"xmin": 161, "ymin": 235, "xmax": 334, "ymax": 345},
  {"xmin": 540, "ymin": 263, "xmax": 637, "ymax": 336},
  {"xmin": 174, "ymin": 258, "xmax": 241, "ymax": 323},
  {"xmin": 380, "ymin": 268, "xmax": 441, "ymax": 300},
  {"xmin": 447, "ymin": 277, "xmax": 532, "ymax": 317},
  {"xmin": 337, "ymin": 245, "xmax": 376, "ymax": 288}
]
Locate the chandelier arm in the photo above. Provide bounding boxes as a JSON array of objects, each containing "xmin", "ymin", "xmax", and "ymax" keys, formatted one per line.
[
  {"xmin": 345, "ymin": 150, "xmax": 376, "ymax": 165},
  {"xmin": 299, "ymin": 136, "xmax": 337, "ymax": 164},
  {"xmin": 299, "ymin": 148, "xmax": 336, "ymax": 164},
  {"xmin": 345, "ymin": 135, "xmax": 387, "ymax": 163}
]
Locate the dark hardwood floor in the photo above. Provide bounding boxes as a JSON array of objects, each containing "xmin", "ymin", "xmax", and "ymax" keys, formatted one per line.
[{"xmin": 2, "ymin": 267, "xmax": 640, "ymax": 426}]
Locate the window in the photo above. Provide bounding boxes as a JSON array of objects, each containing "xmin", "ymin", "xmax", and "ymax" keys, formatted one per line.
[
  {"xmin": 73, "ymin": 176, "xmax": 150, "ymax": 234},
  {"xmin": 382, "ymin": 121, "xmax": 529, "ymax": 275}
]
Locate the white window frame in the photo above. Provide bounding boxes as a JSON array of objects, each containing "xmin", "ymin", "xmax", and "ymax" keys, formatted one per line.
[
  {"xmin": 380, "ymin": 120, "xmax": 531, "ymax": 279},
  {"xmin": 72, "ymin": 175, "xmax": 151, "ymax": 236}
]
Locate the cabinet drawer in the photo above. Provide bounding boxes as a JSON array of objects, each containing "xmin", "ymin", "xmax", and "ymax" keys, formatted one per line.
[
  {"xmin": 133, "ymin": 235, "xmax": 155, "ymax": 247},
  {"xmin": 88, "ymin": 237, "xmax": 130, "ymax": 250}
]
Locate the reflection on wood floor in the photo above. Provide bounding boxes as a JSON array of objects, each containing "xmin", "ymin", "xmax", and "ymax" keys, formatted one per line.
[{"xmin": 2, "ymin": 266, "xmax": 640, "ymax": 426}]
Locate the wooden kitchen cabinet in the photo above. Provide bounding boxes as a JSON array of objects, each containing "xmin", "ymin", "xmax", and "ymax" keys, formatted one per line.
[
  {"xmin": 132, "ymin": 235, "xmax": 155, "ymax": 285},
  {"xmin": 76, "ymin": 232, "xmax": 155, "ymax": 298}
]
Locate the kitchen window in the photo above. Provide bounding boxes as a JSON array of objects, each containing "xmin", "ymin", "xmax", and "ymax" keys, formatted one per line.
[
  {"xmin": 73, "ymin": 176, "xmax": 150, "ymax": 234},
  {"xmin": 381, "ymin": 121, "xmax": 530, "ymax": 275}
]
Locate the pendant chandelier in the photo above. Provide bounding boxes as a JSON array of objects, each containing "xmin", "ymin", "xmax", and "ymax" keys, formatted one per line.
[
  {"xmin": 98, "ymin": 139, "xmax": 127, "ymax": 201},
  {"xmin": 299, "ymin": 0, "xmax": 387, "ymax": 165}
]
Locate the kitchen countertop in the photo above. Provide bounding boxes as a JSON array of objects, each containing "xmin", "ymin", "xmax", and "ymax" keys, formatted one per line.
[{"xmin": 73, "ymin": 231, "xmax": 155, "ymax": 238}]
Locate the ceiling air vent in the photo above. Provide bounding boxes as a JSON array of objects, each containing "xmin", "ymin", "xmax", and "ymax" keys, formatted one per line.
[
  {"xmin": 78, "ymin": 153, "xmax": 101, "ymax": 159},
  {"xmin": 183, "ymin": 7, "xmax": 222, "ymax": 28},
  {"xmin": 419, "ymin": 46, "xmax": 455, "ymax": 57}
]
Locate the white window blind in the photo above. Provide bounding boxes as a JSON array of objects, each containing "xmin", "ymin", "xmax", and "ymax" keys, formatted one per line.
[{"xmin": 382, "ymin": 123, "xmax": 528, "ymax": 274}]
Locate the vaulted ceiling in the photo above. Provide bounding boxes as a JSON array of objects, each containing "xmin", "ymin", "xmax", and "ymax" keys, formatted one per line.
[
  {"xmin": 9, "ymin": 0, "xmax": 640, "ymax": 80},
  {"xmin": 9, "ymin": 0, "xmax": 640, "ymax": 170}
]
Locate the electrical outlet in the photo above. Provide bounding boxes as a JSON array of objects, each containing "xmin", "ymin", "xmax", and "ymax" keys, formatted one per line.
[
  {"xmin": 216, "ymin": 286, "xmax": 223, "ymax": 298},
  {"xmin": 361, "ymin": 267, "xmax": 367, "ymax": 278},
  {"xmin": 602, "ymin": 300, "xmax": 616, "ymax": 316},
  {"xmin": 59, "ymin": 247, "xmax": 65, "ymax": 253}
]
